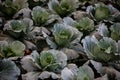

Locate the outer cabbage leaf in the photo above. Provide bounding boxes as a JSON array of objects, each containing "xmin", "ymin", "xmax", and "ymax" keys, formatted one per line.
[
  {"xmin": 61, "ymin": 67, "xmax": 74, "ymax": 80},
  {"xmin": 98, "ymin": 23, "xmax": 120, "ymax": 41},
  {"xmin": 21, "ymin": 50, "xmax": 41, "ymax": 72},
  {"xmin": 0, "ymin": 59, "xmax": 20, "ymax": 80},
  {"xmin": 22, "ymin": 72, "xmax": 40, "ymax": 80},
  {"xmin": 63, "ymin": 17, "xmax": 76, "ymax": 26},
  {"xmin": 77, "ymin": 65, "xmax": 94, "ymax": 80},
  {"xmin": 38, "ymin": 71, "xmax": 60, "ymax": 79},
  {"xmin": 98, "ymin": 23, "xmax": 109, "ymax": 37}
]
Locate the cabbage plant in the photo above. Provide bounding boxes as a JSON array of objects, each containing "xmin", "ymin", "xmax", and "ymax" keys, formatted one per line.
[
  {"xmin": 82, "ymin": 36, "xmax": 119, "ymax": 62},
  {"xmin": 87, "ymin": 3, "xmax": 111, "ymax": 21},
  {"xmin": 0, "ymin": 40, "xmax": 25, "ymax": 58},
  {"xmin": 21, "ymin": 50, "xmax": 67, "ymax": 79},
  {"xmin": 49, "ymin": 23, "xmax": 83, "ymax": 48},
  {"xmin": 0, "ymin": 59, "xmax": 20, "ymax": 80},
  {"xmin": 48, "ymin": 0, "xmax": 77, "ymax": 17},
  {"xmin": 63, "ymin": 17, "xmax": 94, "ymax": 34},
  {"xmin": 98, "ymin": 23, "xmax": 120, "ymax": 41},
  {"xmin": 0, "ymin": 0, "xmax": 28, "ymax": 18},
  {"xmin": 3, "ymin": 18, "xmax": 33, "ymax": 39},
  {"xmin": 74, "ymin": 17, "xmax": 94, "ymax": 32},
  {"xmin": 31, "ymin": 6, "xmax": 49, "ymax": 26},
  {"xmin": 52, "ymin": 23, "xmax": 73, "ymax": 47}
]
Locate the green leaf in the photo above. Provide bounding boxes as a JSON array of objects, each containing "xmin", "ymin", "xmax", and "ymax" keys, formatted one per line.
[
  {"xmin": 10, "ymin": 41, "xmax": 25, "ymax": 56},
  {"xmin": 0, "ymin": 59, "xmax": 20, "ymax": 80}
]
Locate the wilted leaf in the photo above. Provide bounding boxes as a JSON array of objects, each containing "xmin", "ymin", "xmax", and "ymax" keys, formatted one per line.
[{"xmin": 22, "ymin": 72, "xmax": 40, "ymax": 80}]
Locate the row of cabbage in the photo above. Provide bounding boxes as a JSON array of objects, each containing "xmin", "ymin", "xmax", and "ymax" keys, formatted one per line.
[{"xmin": 0, "ymin": 0, "xmax": 120, "ymax": 80}]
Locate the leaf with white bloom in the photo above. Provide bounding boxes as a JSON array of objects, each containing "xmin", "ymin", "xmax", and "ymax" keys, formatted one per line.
[
  {"xmin": 61, "ymin": 67, "xmax": 74, "ymax": 80},
  {"xmin": 22, "ymin": 72, "xmax": 40, "ymax": 80},
  {"xmin": 38, "ymin": 71, "xmax": 60, "ymax": 79},
  {"xmin": 46, "ymin": 37, "xmax": 57, "ymax": 49},
  {"xmin": 13, "ymin": 8, "xmax": 31, "ymax": 18},
  {"xmin": 77, "ymin": 65, "xmax": 94, "ymax": 80},
  {"xmin": 63, "ymin": 17, "xmax": 76, "ymax": 26},
  {"xmin": 67, "ymin": 64, "xmax": 79, "ymax": 76},
  {"xmin": 21, "ymin": 50, "xmax": 41, "ymax": 72},
  {"xmin": 0, "ymin": 59, "xmax": 20, "ymax": 80},
  {"xmin": 98, "ymin": 23, "xmax": 109, "ymax": 37}
]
